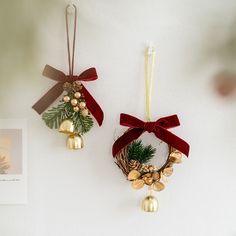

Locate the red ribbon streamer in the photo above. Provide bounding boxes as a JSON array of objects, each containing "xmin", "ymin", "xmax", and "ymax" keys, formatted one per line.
[
  {"xmin": 32, "ymin": 65, "xmax": 104, "ymax": 126},
  {"xmin": 112, "ymin": 113, "xmax": 189, "ymax": 157}
]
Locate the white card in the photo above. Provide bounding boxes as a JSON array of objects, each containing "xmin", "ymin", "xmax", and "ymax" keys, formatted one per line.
[{"xmin": 0, "ymin": 119, "xmax": 27, "ymax": 204}]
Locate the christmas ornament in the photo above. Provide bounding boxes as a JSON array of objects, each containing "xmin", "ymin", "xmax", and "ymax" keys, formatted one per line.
[
  {"xmin": 32, "ymin": 4, "xmax": 103, "ymax": 149},
  {"xmin": 142, "ymin": 194, "xmax": 158, "ymax": 212},
  {"xmin": 67, "ymin": 134, "xmax": 84, "ymax": 150},
  {"xmin": 112, "ymin": 46, "xmax": 190, "ymax": 212}
]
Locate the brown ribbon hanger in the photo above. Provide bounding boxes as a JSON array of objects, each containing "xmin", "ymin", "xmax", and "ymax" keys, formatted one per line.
[{"xmin": 66, "ymin": 3, "xmax": 77, "ymax": 76}]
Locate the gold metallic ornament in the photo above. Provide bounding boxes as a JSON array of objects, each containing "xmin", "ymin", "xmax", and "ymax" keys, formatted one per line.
[
  {"xmin": 152, "ymin": 172, "xmax": 160, "ymax": 181},
  {"xmin": 160, "ymin": 172, "xmax": 168, "ymax": 184},
  {"xmin": 142, "ymin": 194, "xmax": 158, "ymax": 212},
  {"xmin": 128, "ymin": 169, "xmax": 141, "ymax": 180},
  {"xmin": 144, "ymin": 177, "xmax": 154, "ymax": 185},
  {"xmin": 73, "ymin": 106, "xmax": 79, "ymax": 112},
  {"xmin": 71, "ymin": 99, "xmax": 78, "ymax": 106},
  {"xmin": 169, "ymin": 151, "xmax": 182, "ymax": 164},
  {"xmin": 58, "ymin": 120, "xmax": 74, "ymax": 135},
  {"xmin": 81, "ymin": 108, "xmax": 89, "ymax": 117},
  {"xmin": 63, "ymin": 95, "xmax": 70, "ymax": 103},
  {"xmin": 152, "ymin": 181, "xmax": 165, "ymax": 191},
  {"xmin": 74, "ymin": 92, "xmax": 81, "ymax": 99},
  {"xmin": 132, "ymin": 179, "xmax": 145, "ymax": 189},
  {"xmin": 163, "ymin": 167, "xmax": 173, "ymax": 177},
  {"xmin": 79, "ymin": 101, "xmax": 86, "ymax": 109},
  {"xmin": 67, "ymin": 134, "xmax": 84, "ymax": 149}
]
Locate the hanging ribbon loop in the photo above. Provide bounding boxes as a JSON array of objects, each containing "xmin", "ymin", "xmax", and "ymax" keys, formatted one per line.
[{"xmin": 66, "ymin": 4, "xmax": 77, "ymax": 76}]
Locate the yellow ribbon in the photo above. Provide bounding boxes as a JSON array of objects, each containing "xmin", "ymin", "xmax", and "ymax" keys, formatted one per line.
[{"xmin": 145, "ymin": 46, "xmax": 155, "ymax": 121}]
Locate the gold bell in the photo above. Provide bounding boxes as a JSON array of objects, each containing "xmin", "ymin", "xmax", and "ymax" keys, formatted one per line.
[
  {"xmin": 67, "ymin": 134, "xmax": 84, "ymax": 150},
  {"xmin": 59, "ymin": 120, "xmax": 74, "ymax": 135},
  {"xmin": 142, "ymin": 194, "xmax": 158, "ymax": 212}
]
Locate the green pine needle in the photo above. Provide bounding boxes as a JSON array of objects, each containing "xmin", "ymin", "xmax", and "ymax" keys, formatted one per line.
[
  {"xmin": 42, "ymin": 103, "xmax": 68, "ymax": 129},
  {"xmin": 42, "ymin": 101, "xmax": 93, "ymax": 135},
  {"xmin": 71, "ymin": 110, "xmax": 93, "ymax": 135},
  {"xmin": 127, "ymin": 140, "xmax": 156, "ymax": 164}
]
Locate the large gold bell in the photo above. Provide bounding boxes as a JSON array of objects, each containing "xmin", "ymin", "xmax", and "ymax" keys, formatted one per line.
[
  {"xmin": 142, "ymin": 195, "xmax": 158, "ymax": 212},
  {"xmin": 67, "ymin": 134, "xmax": 84, "ymax": 150},
  {"xmin": 59, "ymin": 120, "xmax": 74, "ymax": 135}
]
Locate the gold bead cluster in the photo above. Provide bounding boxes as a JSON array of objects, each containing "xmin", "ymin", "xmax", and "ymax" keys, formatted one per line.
[
  {"xmin": 63, "ymin": 81, "xmax": 89, "ymax": 117},
  {"xmin": 127, "ymin": 149, "xmax": 182, "ymax": 191}
]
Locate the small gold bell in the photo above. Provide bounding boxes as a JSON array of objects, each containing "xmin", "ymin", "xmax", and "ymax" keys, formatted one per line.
[
  {"xmin": 142, "ymin": 194, "xmax": 158, "ymax": 212},
  {"xmin": 59, "ymin": 120, "xmax": 74, "ymax": 135},
  {"xmin": 67, "ymin": 134, "xmax": 84, "ymax": 150}
]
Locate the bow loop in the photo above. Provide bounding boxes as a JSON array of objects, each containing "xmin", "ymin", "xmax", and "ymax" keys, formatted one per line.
[{"xmin": 157, "ymin": 115, "xmax": 180, "ymax": 129}]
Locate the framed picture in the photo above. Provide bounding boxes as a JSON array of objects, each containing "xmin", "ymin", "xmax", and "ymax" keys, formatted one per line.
[{"xmin": 0, "ymin": 119, "xmax": 27, "ymax": 204}]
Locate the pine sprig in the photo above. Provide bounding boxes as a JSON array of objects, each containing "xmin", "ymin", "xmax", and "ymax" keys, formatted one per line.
[
  {"xmin": 71, "ymin": 111, "xmax": 93, "ymax": 134},
  {"xmin": 127, "ymin": 140, "xmax": 156, "ymax": 164},
  {"xmin": 42, "ymin": 103, "xmax": 68, "ymax": 129},
  {"xmin": 42, "ymin": 101, "xmax": 93, "ymax": 134}
]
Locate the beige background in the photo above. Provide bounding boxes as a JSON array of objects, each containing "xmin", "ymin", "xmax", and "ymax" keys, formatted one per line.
[{"xmin": 0, "ymin": 0, "xmax": 236, "ymax": 235}]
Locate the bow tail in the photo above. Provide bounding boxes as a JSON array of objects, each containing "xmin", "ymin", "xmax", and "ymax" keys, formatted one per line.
[
  {"xmin": 155, "ymin": 127, "xmax": 190, "ymax": 157},
  {"xmin": 32, "ymin": 82, "xmax": 64, "ymax": 114},
  {"xmin": 81, "ymin": 86, "xmax": 104, "ymax": 126},
  {"xmin": 112, "ymin": 128, "xmax": 144, "ymax": 157}
]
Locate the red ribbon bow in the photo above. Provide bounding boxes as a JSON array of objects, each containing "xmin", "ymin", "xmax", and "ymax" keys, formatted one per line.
[
  {"xmin": 112, "ymin": 113, "xmax": 189, "ymax": 157},
  {"xmin": 32, "ymin": 65, "xmax": 104, "ymax": 126}
]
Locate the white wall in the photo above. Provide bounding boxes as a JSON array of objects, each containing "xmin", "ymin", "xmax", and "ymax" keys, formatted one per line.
[{"xmin": 0, "ymin": 0, "xmax": 236, "ymax": 235}]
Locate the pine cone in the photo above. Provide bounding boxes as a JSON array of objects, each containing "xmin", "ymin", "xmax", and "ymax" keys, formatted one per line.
[
  {"xmin": 140, "ymin": 164, "xmax": 157, "ymax": 173},
  {"xmin": 129, "ymin": 159, "xmax": 141, "ymax": 171},
  {"xmin": 73, "ymin": 80, "xmax": 82, "ymax": 91},
  {"xmin": 141, "ymin": 164, "xmax": 150, "ymax": 173},
  {"xmin": 63, "ymin": 82, "xmax": 72, "ymax": 92}
]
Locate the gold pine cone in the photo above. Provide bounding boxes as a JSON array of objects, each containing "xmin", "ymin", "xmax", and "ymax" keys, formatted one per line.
[
  {"xmin": 63, "ymin": 82, "xmax": 72, "ymax": 92},
  {"xmin": 129, "ymin": 159, "xmax": 141, "ymax": 171},
  {"xmin": 73, "ymin": 80, "xmax": 82, "ymax": 91}
]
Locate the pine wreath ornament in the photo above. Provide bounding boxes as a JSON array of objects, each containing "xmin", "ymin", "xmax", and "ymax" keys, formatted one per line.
[
  {"xmin": 32, "ymin": 4, "xmax": 103, "ymax": 149},
  {"xmin": 112, "ymin": 46, "xmax": 190, "ymax": 212}
]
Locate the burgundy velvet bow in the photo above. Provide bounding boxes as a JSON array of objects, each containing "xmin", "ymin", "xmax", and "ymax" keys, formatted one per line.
[
  {"xmin": 32, "ymin": 65, "xmax": 104, "ymax": 126},
  {"xmin": 112, "ymin": 113, "xmax": 189, "ymax": 157}
]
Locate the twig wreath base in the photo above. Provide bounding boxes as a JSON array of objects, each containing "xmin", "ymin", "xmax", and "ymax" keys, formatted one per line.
[{"xmin": 115, "ymin": 139, "xmax": 183, "ymax": 192}]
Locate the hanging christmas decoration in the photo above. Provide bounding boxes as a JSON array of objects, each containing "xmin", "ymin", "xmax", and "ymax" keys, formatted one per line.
[
  {"xmin": 32, "ymin": 4, "xmax": 103, "ymax": 149},
  {"xmin": 112, "ymin": 46, "xmax": 190, "ymax": 212}
]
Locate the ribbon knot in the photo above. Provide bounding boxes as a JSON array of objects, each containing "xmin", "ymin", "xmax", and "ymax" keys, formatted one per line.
[
  {"xmin": 112, "ymin": 113, "xmax": 189, "ymax": 157},
  {"xmin": 66, "ymin": 75, "xmax": 78, "ymax": 81},
  {"xmin": 144, "ymin": 122, "xmax": 156, "ymax": 133}
]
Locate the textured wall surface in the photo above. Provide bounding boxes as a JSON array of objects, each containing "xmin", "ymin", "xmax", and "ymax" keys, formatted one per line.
[{"xmin": 0, "ymin": 0, "xmax": 236, "ymax": 235}]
